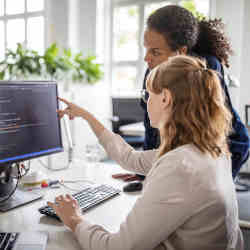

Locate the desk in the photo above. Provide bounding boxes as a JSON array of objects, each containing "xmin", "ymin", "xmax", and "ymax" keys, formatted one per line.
[
  {"xmin": 0, "ymin": 161, "xmax": 139, "ymax": 250},
  {"xmin": 119, "ymin": 122, "xmax": 145, "ymax": 136},
  {"xmin": 2, "ymin": 161, "xmax": 250, "ymax": 250}
]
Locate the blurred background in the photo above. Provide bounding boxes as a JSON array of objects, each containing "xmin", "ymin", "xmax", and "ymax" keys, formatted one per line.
[{"xmin": 0, "ymin": 0, "xmax": 249, "ymax": 154}]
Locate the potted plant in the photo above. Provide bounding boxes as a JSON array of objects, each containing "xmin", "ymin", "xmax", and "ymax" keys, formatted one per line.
[{"xmin": 0, "ymin": 43, "xmax": 103, "ymax": 84}]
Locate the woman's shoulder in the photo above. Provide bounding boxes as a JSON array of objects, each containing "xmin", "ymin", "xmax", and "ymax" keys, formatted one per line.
[
  {"xmin": 154, "ymin": 144, "xmax": 229, "ymax": 176},
  {"xmin": 191, "ymin": 52, "xmax": 222, "ymax": 73},
  {"xmin": 147, "ymin": 145, "xmax": 231, "ymax": 197},
  {"xmin": 154, "ymin": 144, "xmax": 202, "ymax": 170},
  {"xmin": 201, "ymin": 54, "xmax": 222, "ymax": 73},
  {"xmin": 157, "ymin": 144, "xmax": 203, "ymax": 160}
]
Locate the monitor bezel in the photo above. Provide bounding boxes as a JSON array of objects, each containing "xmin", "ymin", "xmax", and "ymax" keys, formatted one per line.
[{"xmin": 0, "ymin": 81, "xmax": 64, "ymax": 164}]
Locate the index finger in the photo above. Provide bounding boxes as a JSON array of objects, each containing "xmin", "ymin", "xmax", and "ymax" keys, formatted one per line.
[
  {"xmin": 58, "ymin": 97, "xmax": 71, "ymax": 105},
  {"xmin": 66, "ymin": 194, "xmax": 77, "ymax": 202}
]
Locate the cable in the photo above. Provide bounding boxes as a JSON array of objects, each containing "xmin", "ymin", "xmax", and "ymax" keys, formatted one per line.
[
  {"xmin": 10, "ymin": 161, "xmax": 30, "ymax": 179},
  {"xmin": 59, "ymin": 179, "xmax": 95, "ymax": 191},
  {"xmin": 39, "ymin": 115, "xmax": 74, "ymax": 171},
  {"xmin": 38, "ymin": 148, "xmax": 73, "ymax": 171},
  {"xmin": 38, "ymin": 159, "xmax": 49, "ymax": 169},
  {"xmin": 38, "ymin": 158, "xmax": 73, "ymax": 171},
  {"xmin": 0, "ymin": 179, "xmax": 18, "ymax": 204},
  {"xmin": 0, "ymin": 163, "xmax": 21, "ymax": 204},
  {"xmin": 38, "ymin": 159, "xmax": 50, "ymax": 169}
]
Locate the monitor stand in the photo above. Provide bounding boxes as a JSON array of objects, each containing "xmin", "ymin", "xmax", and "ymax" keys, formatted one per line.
[{"xmin": 0, "ymin": 163, "xmax": 43, "ymax": 212}]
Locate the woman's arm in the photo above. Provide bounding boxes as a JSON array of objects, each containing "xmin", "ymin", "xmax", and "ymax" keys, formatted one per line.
[
  {"xmin": 58, "ymin": 98, "xmax": 156, "ymax": 175},
  {"xmin": 98, "ymin": 129, "xmax": 156, "ymax": 175},
  {"xmin": 74, "ymin": 154, "xmax": 208, "ymax": 250},
  {"xmin": 58, "ymin": 97, "xmax": 106, "ymax": 138}
]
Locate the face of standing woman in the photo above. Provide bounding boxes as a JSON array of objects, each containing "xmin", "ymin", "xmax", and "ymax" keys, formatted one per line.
[
  {"xmin": 144, "ymin": 29, "xmax": 183, "ymax": 70},
  {"xmin": 144, "ymin": 29, "xmax": 177, "ymax": 129}
]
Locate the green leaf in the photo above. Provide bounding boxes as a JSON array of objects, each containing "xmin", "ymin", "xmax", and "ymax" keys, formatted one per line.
[
  {"xmin": 181, "ymin": 0, "xmax": 206, "ymax": 20},
  {"xmin": 0, "ymin": 42, "xmax": 103, "ymax": 83},
  {"xmin": 0, "ymin": 71, "xmax": 5, "ymax": 80}
]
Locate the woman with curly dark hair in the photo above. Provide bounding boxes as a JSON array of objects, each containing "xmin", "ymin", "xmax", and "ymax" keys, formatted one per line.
[{"xmin": 115, "ymin": 5, "xmax": 249, "ymax": 189}]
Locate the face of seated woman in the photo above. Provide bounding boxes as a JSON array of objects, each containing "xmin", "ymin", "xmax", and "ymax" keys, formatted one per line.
[{"xmin": 146, "ymin": 83, "xmax": 172, "ymax": 129}]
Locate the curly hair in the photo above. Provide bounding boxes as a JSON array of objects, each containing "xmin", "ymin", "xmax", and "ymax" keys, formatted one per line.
[
  {"xmin": 147, "ymin": 55, "xmax": 232, "ymax": 158},
  {"xmin": 147, "ymin": 5, "xmax": 233, "ymax": 67},
  {"xmin": 193, "ymin": 18, "xmax": 233, "ymax": 67}
]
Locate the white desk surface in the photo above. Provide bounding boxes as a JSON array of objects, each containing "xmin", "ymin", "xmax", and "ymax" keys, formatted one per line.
[
  {"xmin": 0, "ymin": 161, "xmax": 140, "ymax": 250},
  {"xmin": 119, "ymin": 122, "xmax": 145, "ymax": 136}
]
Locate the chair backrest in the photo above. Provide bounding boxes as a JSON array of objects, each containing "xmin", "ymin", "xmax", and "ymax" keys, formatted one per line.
[
  {"xmin": 111, "ymin": 97, "xmax": 145, "ymax": 148},
  {"xmin": 111, "ymin": 97, "xmax": 144, "ymax": 133}
]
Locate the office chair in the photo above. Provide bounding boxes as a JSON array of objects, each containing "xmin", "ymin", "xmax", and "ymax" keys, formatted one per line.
[{"xmin": 111, "ymin": 97, "xmax": 145, "ymax": 148}]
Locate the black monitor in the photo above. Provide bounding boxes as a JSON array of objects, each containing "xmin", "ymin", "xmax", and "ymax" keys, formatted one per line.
[{"xmin": 0, "ymin": 81, "xmax": 63, "ymax": 211}]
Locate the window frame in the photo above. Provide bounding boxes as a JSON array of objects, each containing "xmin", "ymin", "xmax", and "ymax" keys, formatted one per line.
[
  {"xmin": 109, "ymin": 0, "xmax": 179, "ymax": 95},
  {"xmin": 0, "ymin": 0, "xmax": 46, "ymax": 57},
  {"xmin": 106, "ymin": 0, "xmax": 211, "ymax": 96}
]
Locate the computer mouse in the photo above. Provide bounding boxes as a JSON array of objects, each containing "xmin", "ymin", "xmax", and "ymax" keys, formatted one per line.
[{"xmin": 123, "ymin": 181, "xmax": 143, "ymax": 192}]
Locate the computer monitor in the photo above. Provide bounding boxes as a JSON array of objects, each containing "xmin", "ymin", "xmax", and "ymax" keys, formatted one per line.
[{"xmin": 0, "ymin": 81, "xmax": 63, "ymax": 211}]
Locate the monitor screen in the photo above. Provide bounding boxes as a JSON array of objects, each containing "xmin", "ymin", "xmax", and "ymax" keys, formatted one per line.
[{"xmin": 0, "ymin": 81, "xmax": 63, "ymax": 164}]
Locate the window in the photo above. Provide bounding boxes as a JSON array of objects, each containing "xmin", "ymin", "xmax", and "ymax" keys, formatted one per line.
[
  {"xmin": 0, "ymin": 0, "xmax": 45, "ymax": 59},
  {"xmin": 0, "ymin": 21, "xmax": 4, "ymax": 60},
  {"xmin": 97, "ymin": 0, "xmax": 209, "ymax": 96}
]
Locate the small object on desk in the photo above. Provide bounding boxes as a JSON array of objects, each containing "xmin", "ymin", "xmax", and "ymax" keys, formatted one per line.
[
  {"xmin": 48, "ymin": 180, "xmax": 60, "ymax": 186},
  {"xmin": 112, "ymin": 173, "xmax": 134, "ymax": 179},
  {"xmin": 123, "ymin": 175, "xmax": 143, "ymax": 182},
  {"xmin": 123, "ymin": 181, "xmax": 143, "ymax": 192},
  {"xmin": 25, "ymin": 180, "xmax": 61, "ymax": 191},
  {"xmin": 22, "ymin": 181, "xmax": 44, "ymax": 187},
  {"xmin": 28, "ymin": 185, "xmax": 60, "ymax": 191},
  {"xmin": 20, "ymin": 170, "xmax": 48, "ymax": 186},
  {"xmin": 112, "ymin": 173, "xmax": 143, "ymax": 182},
  {"xmin": 41, "ymin": 181, "xmax": 49, "ymax": 188}
]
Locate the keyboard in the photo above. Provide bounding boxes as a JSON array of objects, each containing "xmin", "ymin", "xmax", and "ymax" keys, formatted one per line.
[
  {"xmin": 39, "ymin": 184, "xmax": 121, "ymax": 220},
  {"xmin": 0, "ymin": 233, "xmax": 18, "ymax": 250}
]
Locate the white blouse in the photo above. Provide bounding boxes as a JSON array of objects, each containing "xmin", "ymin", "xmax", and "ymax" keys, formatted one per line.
[{"xmin": 74, "ymin": 129, "xmax": 243, "ymax": 250}]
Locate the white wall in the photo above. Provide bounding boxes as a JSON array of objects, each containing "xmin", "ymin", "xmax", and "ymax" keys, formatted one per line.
[
  {"xmin": 46, "ymin": 0, "xmax": 111, "ymax": 154},
  {"xmin": 240, "ymin": 0, "xmax": 250, "ymax": 122},
  {"xmin": 46, "ymin": 0, "xmax": 97, "ymax": 52},
  {"xmin": 58, "ymin": 83, "xmax": 111, "ymax": 160},
  {"xmin": 211, "ymin": 0, "xmax": 250, "ymax": 172},
  {"xmin": 77, "ymin": 0, "xmax": 97, "ymax": 54},
  {"xmin": 46, "ymin": 0, "xmax": 70, "ymax": 48},
  {"xmin": 211, "ymin": 0, "xmax": 250, "ymax": 121}
]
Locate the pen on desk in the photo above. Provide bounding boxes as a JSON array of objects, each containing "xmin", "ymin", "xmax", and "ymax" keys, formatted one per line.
[{"xmin": 48, "ymin": 180, "xmax": 60, "ymax": 186}]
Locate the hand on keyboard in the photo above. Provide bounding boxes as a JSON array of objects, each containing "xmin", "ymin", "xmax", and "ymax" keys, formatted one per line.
[
  {"xmin": 39, "ymin": 184, "xmax": 121, "ymax": 223},
  {"xmin": 47, "ymin": 194, "xmax": 83, "ymax": 232}
]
